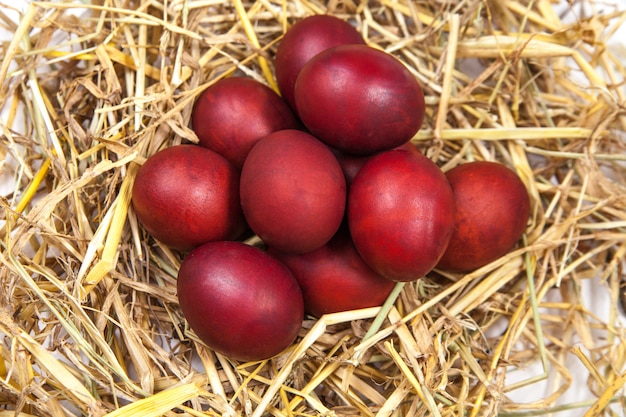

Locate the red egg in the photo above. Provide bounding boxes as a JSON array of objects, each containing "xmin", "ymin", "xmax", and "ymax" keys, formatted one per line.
[
  {"xmin": 240, "ymin": 129, "xmax": 346, "ymax": 254},
  {"xmin": 269, "ymin": 227, "xmax": 395, "ymax": 318},
  {"xmin": 336, "ymin": 141, "xmax": 421, "ymax": 185},
  {"xmin": 436, "ymin": 161, "xmax": 531, "ymax": 272},
  {"xmin": 274, "ymin": 14, "xmax": 365, "ymax": 110},
  {"xmin": 177, "ymin": 241, "xmax": 304, "ymax": 361},
  {"xmin": 348, "ymin": 149, "xmax": 455, "ymax": 281},
  {"xmin": 131, "ymin": 144, "xmax": 245, "ymax": 251},
  {"xmin": 191, "ymin": 77, "xmax": 300, "ymax": 169},
  {"xmin": 294, "ymin": 44, "xmax": 425, "ymax": 155}
]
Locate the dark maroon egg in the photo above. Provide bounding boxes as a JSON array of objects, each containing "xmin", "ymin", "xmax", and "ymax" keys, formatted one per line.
[
  {"xmin": 274, "ymin": 14, "xmax": 365, "ymax": 110},
  {"xmin": 348, "ymin": 149, "xmax": 455, "ymax": 281},
  {"xmin": 294, "ymin": 44, "xmax": 425, "ymax": 155},
  {"xmin": 269, "ymin": 227, "xmax": 395, "ymax": 317},
  {"xmin": 191, "ymin": 77, "xmax": 300, "ymax": 169},
  {"xmin": 336, "ymin": 141, "xmax": 421, "ymax": 185},
  {"xmin": 131, "ymin": 144, "xmax": 246, "ymax": 251},
  {"xmin": 240, "ymin": 129, "xmax": 346, "ymax": 254},
  {"xmin": 436, "ymin": 161, "xmax": 531, "ymax": 272},
  {"xmin": 177, "ymin": 241, "xmax": 304, "ymax": 361}
]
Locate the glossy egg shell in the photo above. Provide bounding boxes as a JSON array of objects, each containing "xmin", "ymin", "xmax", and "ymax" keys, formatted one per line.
[
  {"xmin": 436, "ymin": 161, "xmax": 531, "ymax": 272},
  {"xmin": 191, "ymin": 77, "xmax": 300, "ymax": 169},
  {"xmin": 177, "ymin": 241, "xmax": 304, "ymax": 362},
  {"xmin": 240, "ymin": 129, "xmax": 347, "ymax": 254},
  {"xmin": 131, "ymin": 144, "xmax": 246, "ymax": 251},
  {"xmin": 335, "ymin": 141, "xmax": 421, "ymax": 185},
  {"xmin": 294, "ymin": 44, "xmax": 425, "ymax": 155},
  {"xmin": 269, "ymin": 226, "xmax": 395, "ymax": 317},
  {"xmin": 348, "ymin": 149, "xmax": 455, "ymax": 281},
  {"xmin": 274, "ymin": 14, "xmax": 365, "ymax": 110}
]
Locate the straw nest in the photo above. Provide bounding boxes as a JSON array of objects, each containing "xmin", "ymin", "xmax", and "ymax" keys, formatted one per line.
[{"xmin": 1, "ymin": 0, "xmax": 625, "ymax": 416}]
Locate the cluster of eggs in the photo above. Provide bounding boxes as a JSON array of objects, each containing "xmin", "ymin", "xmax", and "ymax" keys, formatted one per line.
[{"xmin": 131, "ymin": 15, "xmax": 530, "ymax": 361}]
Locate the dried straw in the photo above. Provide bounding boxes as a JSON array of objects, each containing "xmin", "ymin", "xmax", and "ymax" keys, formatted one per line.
[{"xmin": 1, "ymin": 0, "xmax": 625, "ymax": 416}]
